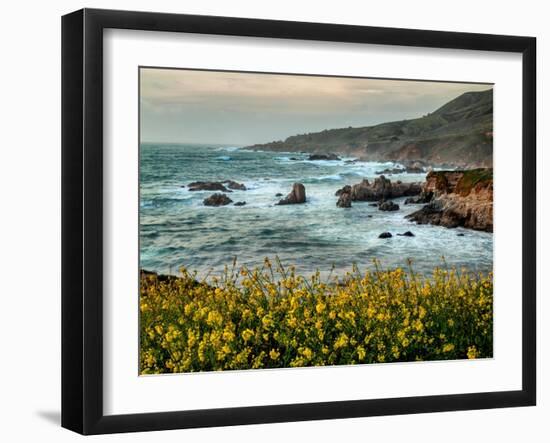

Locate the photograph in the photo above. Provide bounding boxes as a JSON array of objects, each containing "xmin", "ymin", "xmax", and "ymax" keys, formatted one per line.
[{"xmin": 138, "ymin": 67, "xmax": 494, "ymax": 375}]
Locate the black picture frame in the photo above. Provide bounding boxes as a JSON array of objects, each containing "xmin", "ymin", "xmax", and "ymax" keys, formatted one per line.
[{"xmin": 62, "ymin": 8, "xmax": 536, "ymax": 435}]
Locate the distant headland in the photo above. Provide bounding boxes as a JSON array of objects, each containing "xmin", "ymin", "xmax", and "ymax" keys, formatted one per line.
[{"xmin": 245, "ymin": 89, "xmax": 493, "ymax": 170}]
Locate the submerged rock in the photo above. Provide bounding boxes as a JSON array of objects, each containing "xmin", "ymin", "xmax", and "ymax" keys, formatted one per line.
[
  {"xmin": 378, "ymin": 200, "xmax": 399, "ymax": 211},
  {"xmin": 188, "ymin": 180, "xmax": 246, "ymax": 192},
  {"xmin": 223, "ymin": 180, "xmax": 247, "ymax": 191},
  {"xmin": 308, "ymin": 153, "xmax": 341, "ymax": 161},
  {"xmin": 277, "ymin": 183, "xmax": 306, "ymax": 205},
  {"xmin": 397, "ymin": 231, "xmax": 415, "ymax": 237},
  {"xmin": 378, "ymin": 232, "xmax": 392, "ymax": 239},
  {"xmin": 375, "ymin": 167, "xmax": 403, "ymax": 175},
  {"xmin": 203, "ymin": 193, "xmax": 233, "ymax": 206},
  {"xmin": 234, "ymin": 201, "xmax": 247, "ymax": 206},
  {"xmin": 189, "ymin": 181, "xmax": 231, "ymax": 192}
]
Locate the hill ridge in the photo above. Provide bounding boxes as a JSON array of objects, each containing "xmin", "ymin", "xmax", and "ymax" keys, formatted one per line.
[{"xmin": 246, "ymin": 88, "xmax": 493, "ymax": 168}]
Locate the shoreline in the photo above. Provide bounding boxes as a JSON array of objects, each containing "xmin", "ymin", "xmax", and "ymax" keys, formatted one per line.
[{"xmin": 140, "ymin": 145, "xmax": 493, "ymax": 277}]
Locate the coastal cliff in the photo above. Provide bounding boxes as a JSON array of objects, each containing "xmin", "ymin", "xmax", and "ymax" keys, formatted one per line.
[
  {"xmin": 246, "ymin": 89, "xmax": 493, "ymax": 169},
  {"xmin": 406, "ymin": 169, "xmax": 493, "ymax": 232}
]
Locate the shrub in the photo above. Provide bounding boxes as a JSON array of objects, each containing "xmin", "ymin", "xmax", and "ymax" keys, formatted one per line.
[{"xmin": 140, "ymin": 259, "xmax": 493, "ymax": 374}]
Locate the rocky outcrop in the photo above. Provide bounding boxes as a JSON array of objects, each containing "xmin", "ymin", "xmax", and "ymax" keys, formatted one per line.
[
  {"xmin": 189, "ymin": 181, "xmax": 230, "ymax": 192},
  {"xmin": 336, "ymin": 176, "xmax": 422, "ymax": 202},
  {"xmin": 203, "ymin": 193, "xmax": 233, "ymax": 206},
  {"xmin": 188, "ymin": 180, "xmax": 246, "ymax": 192},
  {"xmin": 277, "ymin": 183, "xmax": 306, "ymax": 205},
  {"xmin": 378, "ymin": 200, "xmax": 399, "ymax": 211},
  {"xmin": 406, "ymin": 169, "xmax": 493, "ymax": 232},
  {"xmin": 335, "ymin": 185, "xmax": 351, "ymax": 197},
  {"xmin": 336, "ymin": 192, "xmax": 352, "ymax": 208},
  {"xmin": 378, "ymin": 232, "xmax": 392, "ymax": 239},
  {"xmin": 224, "ymin": 180, "xmax": 247, "ymax": 191},
  {"xmin": 308, "ymin": 153, "xmax": 341, "ymax": 161}
]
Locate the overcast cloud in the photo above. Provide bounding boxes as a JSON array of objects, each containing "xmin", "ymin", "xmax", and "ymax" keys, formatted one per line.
[{"xmin": 140, "ymin": 68, "xmax": 492, "ymax": 145}]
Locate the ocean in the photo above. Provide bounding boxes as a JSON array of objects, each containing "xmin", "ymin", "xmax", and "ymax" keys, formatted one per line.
[{"xmin": 140, "ymin": 143, "xmax": 493, "ymax": 277}]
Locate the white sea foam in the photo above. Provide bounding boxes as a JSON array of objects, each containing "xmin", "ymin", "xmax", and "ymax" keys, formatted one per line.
[{"xmin": 216, "ymin": 146, "xmax": 241, "ymax": 152}]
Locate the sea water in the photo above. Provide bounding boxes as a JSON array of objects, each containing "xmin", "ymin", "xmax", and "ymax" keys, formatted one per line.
[{"xmin": 140, "ymin": 143, "xmax": 493, "ymax": 277}]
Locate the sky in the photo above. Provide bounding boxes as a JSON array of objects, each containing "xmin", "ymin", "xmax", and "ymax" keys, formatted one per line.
[{"xmin": 140, "ymin": 68, "xmax": 492, "ymax": 146}]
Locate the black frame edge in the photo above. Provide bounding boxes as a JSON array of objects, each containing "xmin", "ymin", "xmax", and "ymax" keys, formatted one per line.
[
  {"xmin": 61, "ymin": 8, "xmax": 537, "ymax": 435},
  {"xmin": 521, "ymin": 37, "xmax": 537, "ymax": 406},
  {"xmin": 61, "ymin": 9, "xmax": 85, "ymax": 435}
]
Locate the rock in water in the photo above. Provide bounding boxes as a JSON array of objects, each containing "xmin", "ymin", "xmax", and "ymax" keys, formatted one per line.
[
  {"xmin": 234, "ymin": 201, "xmax": 246, "ymax": 206},
  {"xmin": 336, "ymin": 192, "xmax": 352, "ymax": 208},
  {"xmin": 189, "ymin": 181, "xmax": 230, "ymax": 192},
  {"xmin": 188, "ymin": 180, "xmax": 247, "ymax": 192},
  {"xmin": 308, "ymin": 153, "xmax": 341, "ymax": 161},
  {"xmin": 223, "ymin": 180, "xmax": 247, "ymax": 191},
  {"xmin": 378, "ymin": 200, "xmax": 399, "ymax": 211},
  {"xmin": 378, "ymin": 232, "xmax": 392, "ymax": 239},
  {"xmin": 335, "ymin": 185, "xmax": 351, "ymax": 197},
  {"xmin": 397, "ymin": 231, "xmax": 415, "ymax": 237},
  {"xmin": 336, "ymin": 175, "xmax": 422, "ymax": 202},
  {"xmin": 203, "ymin": 193, "xmax": 233, "ymax": 206},
  {"xmin": 277, "ymin": 183, "xmax": 306, "ymax": 205}
]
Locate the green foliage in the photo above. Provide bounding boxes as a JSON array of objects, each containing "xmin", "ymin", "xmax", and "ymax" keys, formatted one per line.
[{"xmin": 456, "ymin": 168, "xmax": 493, "ymax": 195}]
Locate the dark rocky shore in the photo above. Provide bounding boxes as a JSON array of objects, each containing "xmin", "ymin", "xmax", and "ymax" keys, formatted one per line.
[
  {"xmin": 191, "ymin": 169, "xmax": 493, "ymax": 234},
  {"xmin": 335, "ymin": 175, "xmax": 423, "ymax": 203},
  {"xmin": 406, "ymin": 169, "xmax": 493, "ymax": 232}
]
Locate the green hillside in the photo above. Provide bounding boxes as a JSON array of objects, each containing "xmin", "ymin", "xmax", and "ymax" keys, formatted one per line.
[{"xmin": 246, "ymin": 89, "xmax": 493, "ymax": 168}]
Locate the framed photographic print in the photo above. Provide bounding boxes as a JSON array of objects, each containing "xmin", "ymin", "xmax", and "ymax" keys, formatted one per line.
[{"xmin": 61, "ymin": 8, "xmax": 536, "ymax": 435}]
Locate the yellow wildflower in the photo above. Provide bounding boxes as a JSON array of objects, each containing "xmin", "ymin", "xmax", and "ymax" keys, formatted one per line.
[
  {"xmin": 442, "ymin": 343, "xmax": 455, "ymax": 353},
  {"xmin": 241, "ymin": 328, "xmax": 254, "ymax": 342},
  {"xmin": 316, "ymin": 302, "xmax": 326, "ymax": 314}
]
